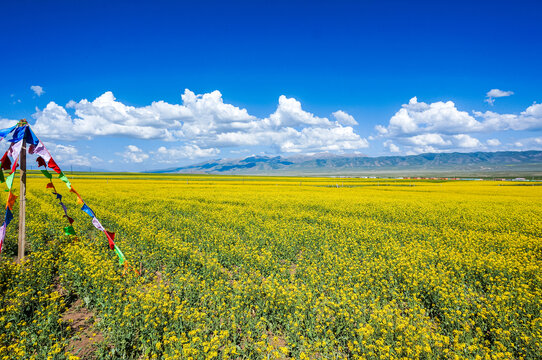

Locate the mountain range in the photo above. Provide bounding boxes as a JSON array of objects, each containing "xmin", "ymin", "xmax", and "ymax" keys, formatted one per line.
[{"xmin": 151, "ymin": 150, "xmax": 542, "ymax": 177}]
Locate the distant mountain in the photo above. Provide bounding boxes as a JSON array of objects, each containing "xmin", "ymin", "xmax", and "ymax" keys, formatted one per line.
[{"xmin": 150, "ymin": 151, "xmax": 542, "ymax": 176}]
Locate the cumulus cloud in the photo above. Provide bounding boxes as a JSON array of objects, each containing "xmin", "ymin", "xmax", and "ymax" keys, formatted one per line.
[
  {"xmin": 41, "ymin": 142, "xmax": 98, "ymax": 167},
  {"xmin": 486, "ymin": 138, "xmax": 501, "ymax": 146},
  {"xmin": 485, "ymin": 89, "xmax": 513, "ymax": 105},
  {"xmin": 452, "ymin": 134, "xmax": 482, "ymax": 149},
  {"xmin": 332, "ymin": 110, "xmax": 358, "ymax": 125},
  {"xmin": 153, "ymin": 145, "xmax": 220, "ymax": 163},
  {"xmin": 30, "ymin": 89, "xmax": 369, "ymax": 157},
  {"xmin": 376, "ymin": 96, "xmax": 542, "ymax": 154},
  {"xmin": 120, "ymin": 145, "xmax": 149, "ymax": 163},
  {"xmin": 264, "ymin": 95, "xmax": 332, "ymax": 128},
  {"xmin": 380, "ymin": 97, "xmax": 482, "ymax": 137},
  {"xmin": 31, "ymin": 85, "xmax": 45, "ymax": 97},
  {"xmin": 383, "ymin": 140, "xmax": 400, "ymax": 153}
]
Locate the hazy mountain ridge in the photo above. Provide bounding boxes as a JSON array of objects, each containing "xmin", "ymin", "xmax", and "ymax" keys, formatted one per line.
[{"xmin": 151, "ymin": 151, "xmax": 542, "ymax": 176}]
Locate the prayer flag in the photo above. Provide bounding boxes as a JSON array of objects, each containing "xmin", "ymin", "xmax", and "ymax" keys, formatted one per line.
[
  {"xmin": 36, "ymin": 157, "xmax": 46, "ymax": 167},
  {"xmin": 0, "ymin": 125, "xmax": 16, "ymax": 139},
  {"xmin": 114, "ymin": 244, "xmax": 125, "ymax": 265},
  {"xmin": 81, "ymin": 204, "xmax": 95, "ymax": 218},
  {"xmin": 24, "ymin": 127, "xmax": 39, "ymax": 146},
  {"xmin": 5, "ymin": 208, "xmax": 13, "ymax": 226},
  {"xmin": 92, "ymin": 217, "xmax": 105, "ymax": 231},
  {"xmin": 48, "ymin": 158, "xmax": 62, "ymax": 174},
  {"xmin": 29, "ymin": 141, "xmax": 52, "ymax": 163},
  {"xmin": 1, "ymin": 153, "xmax": 11, "ymax": 171},
  {"xmin": 5, "ymin": 173, "xmax": 14, "ymax": 190},
  {"xmin": 58, "ymin": 171, "xmax": 71, "ymax": 189},
  {"xmin": 7, "ymin": 140, "xmax": 23, "ymax": 160},
  {"xmin": 6, "ymin": 192, "xmax": 17, "ymax": 210},
  {"xmin": 46, "ymin": 182, "xmax": 54, "ymax": 189},
  {"xmin": 105, "ymin": 230, "xmax": 115, "ymax": 249},
  {"xmin": 41, "ymin": 169, "xmax": 52, "ymax": 179},
  {"xmin": 0, "ymin": 223, "xmax": 6, "ymax": 253},
  {"xmin": 64, "ymin": 225, "xmax": 76, "ymax": 236},
  {"xmin": 9, "ymin": 126, "xmax": 26, "ymax": 143},
  {"xmin": 10, "ymin": 159, "xmax": 18, "ymax": 174},
  {"xmin": 70, "ymin": 188, "xmax": 84, "ymax": 204}
]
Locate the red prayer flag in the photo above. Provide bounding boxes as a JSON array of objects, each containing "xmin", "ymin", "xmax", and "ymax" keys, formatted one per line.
[
  {"xmin": 46, "ymin": 182, "xmax": 54, "ymax": 189},
  {"xmin": 10, "ymin": 159, "xmax": 18, "ymax": 174},
  {"xmin": 1, "ymin": 153, "xmax": 11, "ymax": 171},
  {"xmin": 48, "ymin": 158, "xmax": 62, "ymax": 174},
  {"xmin": 104, "ymin": 230, "xmax": 115, "ymax": 249},
  {"xmin": 65, "ymin": 216, "xmax": 74, "ymax": 224},
  {"xmin": 36, "ymin": 157, "xmax": 46, "ymax": 167}
]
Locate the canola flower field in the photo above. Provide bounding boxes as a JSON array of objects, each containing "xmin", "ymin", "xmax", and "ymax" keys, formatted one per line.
[{"xmin": 0, "ymin": 174, "xmax": 541, "ymax": 360}]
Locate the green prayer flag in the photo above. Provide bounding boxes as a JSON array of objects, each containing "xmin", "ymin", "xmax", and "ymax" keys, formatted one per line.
[
  {"xmin": 0, "ymin": 170, "xmax": 4, "ymax": 184},
  {"xmin": 41, "ymin": 169, "xmax": 52, "ymax": 179},
  {"xmin": 58, "ymin": 171, "xmax": 71, "ymax": 189},
  {"xmin": 64, "ymin": 225, "xmax": 76, "ymax": 236},
  {"xmin": 114, "ymin": 244, "xmax": 125, "ymax": 265},
  {"xmin": 6, "ymin": 173, "xmax": 15, "ymax": 190}
]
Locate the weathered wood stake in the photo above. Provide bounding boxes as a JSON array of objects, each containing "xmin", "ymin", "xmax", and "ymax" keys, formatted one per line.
[{"xmin": 18, "ymin": 136, "xmax": 26, "ymax": 262}]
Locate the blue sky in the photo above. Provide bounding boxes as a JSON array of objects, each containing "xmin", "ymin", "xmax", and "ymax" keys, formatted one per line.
[{"xmin": 1, "ymin": 0, "xmax": 541, "ymax": 171}]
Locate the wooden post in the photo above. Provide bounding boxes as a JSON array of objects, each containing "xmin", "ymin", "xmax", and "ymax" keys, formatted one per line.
[{"xmin": 18, "ymin": 136, "xmax": 26, "ymax": 262}]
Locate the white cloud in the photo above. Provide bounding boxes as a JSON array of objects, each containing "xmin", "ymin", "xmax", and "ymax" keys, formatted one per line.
[
  {"xmin": 486, "ymin": 138, "xmax": 501, "ymax": 146},
  {"xmin": 277, "ymin": 126, "xmax": 368, "ymax": 153},
  {"xmin": 29, "ymin": 89, "xmax": 369, "ymax": 156},
  {"xmin": 33, "ymin": 102, "xmax": 79, "ymax": 140},
  {"xmin": 511, "ymin": 137, "xmax": 542, "ymax": 150},
  {"xmin": 473, "ymin": 103, "xmax": 542, "ymax": 131},
  {"xmin": 41, "ymin": 142, "xmax": 97, "ymax": 167},
  {"xmin": 120, "ymin": 145, "xmax": 149, "ymax": 163},
  {"xmin": 127, "ymin": 145, "xmax": 141, "ymax": 153},
  {"xmin": 485, "ymin": 89, "xmax": 513, "ymax": 105},
  {"xmin": 381, "ymin": 97, "xmax": 481, "ymax": 137},
  {"xmin": 264, "ymin": 95, "xmax": 331, "ymax": 128},
  {"xmin": 377, "ymin": 96, "xmax": 542, "ymax": 154},
  {"xmin": 154, "ymin": 145, "xmax": 220, "ymax": 163},
  {"xmin": 452, "ymin": 134, "xmax": 482, "ymax": 148},
  {"xmin": 384, "ymin": 140, "xmax": 400, "ymax": 153},
  {"xmin": 332, "ymin": 110, "xmax": 358, "ymax": 125},
  {"xmin": 31, "ymin": 85, "xmax": 44, "ymax": 97},
  {"xmin": 406, "ymin": 133, "xmax": 451, "ymax": 147}
]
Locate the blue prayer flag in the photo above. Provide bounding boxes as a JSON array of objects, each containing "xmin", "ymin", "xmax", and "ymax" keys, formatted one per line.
[
  {"xmin": 5, "ymin": 208, "xmax": 13, "ymax": 227},
  {"xmin": 9, "ymin": 126, "xmax": 26, "ymax": 143},
  {"xmin": 81, "ymin": 203, "xmax": 95, "ymax": 218},
  {"xmin": 24, "ymin": 127, "xmax": 39, "ymax": 146},
  {"xmin": 0, "ymin": 125, "xmax": 16, "ymax": 139}
]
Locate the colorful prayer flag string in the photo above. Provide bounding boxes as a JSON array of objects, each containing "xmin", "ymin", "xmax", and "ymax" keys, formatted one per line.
[{"xmin": 0, "ymin": 122, "xmax": 132, "ymax": 271}]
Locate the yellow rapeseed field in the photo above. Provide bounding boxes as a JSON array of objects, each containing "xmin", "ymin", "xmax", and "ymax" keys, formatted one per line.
[{"xmin": 0, "ymin": 174, "xmax": 541, "ymax": 359}]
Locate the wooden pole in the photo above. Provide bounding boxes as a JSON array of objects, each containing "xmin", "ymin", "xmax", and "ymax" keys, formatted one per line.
[{"xmin": 17, "ymin": 136, "xmax": 26, "ymax": 262}]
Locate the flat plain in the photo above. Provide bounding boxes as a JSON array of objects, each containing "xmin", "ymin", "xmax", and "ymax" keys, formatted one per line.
[{"xmin": 1, "ymin": 174, "xmax": 541, "ymax": 359}]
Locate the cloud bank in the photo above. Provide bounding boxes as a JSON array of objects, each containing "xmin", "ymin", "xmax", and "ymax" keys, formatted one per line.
[
  {"xmin": 32, "ymin": 89, "xmax": 367, "ymax": 163},
  {"xmin": 376, "ymin": 97, "xmax": 542, "ymax": 155}
]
